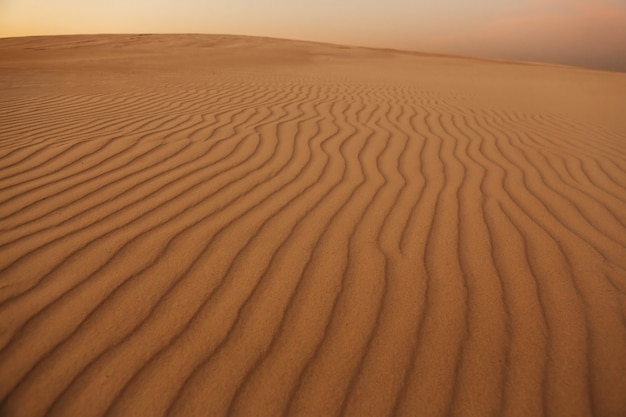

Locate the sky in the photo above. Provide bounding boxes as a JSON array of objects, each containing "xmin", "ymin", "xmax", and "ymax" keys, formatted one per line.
[{"xmin": 1, "ymin": 0, "xmax": 626, "ymax": 71}]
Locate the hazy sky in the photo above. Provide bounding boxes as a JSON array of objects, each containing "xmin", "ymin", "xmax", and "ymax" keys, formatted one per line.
[{"xmin": 1, "ymin": 0, "xmax": 626, "ymax": 71}]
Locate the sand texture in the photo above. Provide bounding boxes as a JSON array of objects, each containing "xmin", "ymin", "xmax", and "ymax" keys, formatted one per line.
[{"xmin": 1, "ymin": 34, "xmax": 626, "ymax": 417}]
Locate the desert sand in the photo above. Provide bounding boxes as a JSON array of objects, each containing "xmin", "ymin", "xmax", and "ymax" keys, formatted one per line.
[{"xmin": 1, "ymin": 34, "xmax": 625, "ymax": 417}]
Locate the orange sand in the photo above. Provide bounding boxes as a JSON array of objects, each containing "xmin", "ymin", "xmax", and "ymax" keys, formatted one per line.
[{"xmin": 1, "ymin": 34, "xmax": 626, "ymax": 417}]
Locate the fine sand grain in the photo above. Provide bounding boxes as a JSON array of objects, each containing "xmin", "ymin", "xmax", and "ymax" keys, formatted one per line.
[{"xmin": 1, "ymin": 34, "xmax": 626, "ymax": 417}]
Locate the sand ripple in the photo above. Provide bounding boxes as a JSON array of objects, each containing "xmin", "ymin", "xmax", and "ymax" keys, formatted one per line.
[{"xmin": 1, "ymin": 34, "xmax": 626, "ymax": 417}]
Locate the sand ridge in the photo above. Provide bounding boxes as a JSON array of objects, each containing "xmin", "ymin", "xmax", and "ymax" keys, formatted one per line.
[{"xmin": 0, "ymin": 34, "xmax": 626, "ymax": 417}]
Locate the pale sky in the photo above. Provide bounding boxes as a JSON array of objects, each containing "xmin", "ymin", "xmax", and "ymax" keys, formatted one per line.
[{"xmin": 1, "ymin": 0, "xmax": 626, "ymax": 71}]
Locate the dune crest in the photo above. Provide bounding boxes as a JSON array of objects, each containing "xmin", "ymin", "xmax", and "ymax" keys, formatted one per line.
[{"xmin": 1, "ymin": 34, "xmax": 626, "ymax": 417}]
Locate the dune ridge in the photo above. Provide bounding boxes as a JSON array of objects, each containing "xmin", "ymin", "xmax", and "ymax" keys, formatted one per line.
[{"xmin": 1, "ymin": 34, "xmax": 626, "ymax": 417}]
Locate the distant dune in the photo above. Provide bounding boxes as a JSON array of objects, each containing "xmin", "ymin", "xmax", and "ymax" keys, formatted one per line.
[{"xmin": 1, "ymin": 34, "xmax": 625, "ymax": 417}]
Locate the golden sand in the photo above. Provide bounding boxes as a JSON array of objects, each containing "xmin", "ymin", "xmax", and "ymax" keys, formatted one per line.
[{"xmin": 1, "ymin": 34, "xmax": 625, "ymax": 417}]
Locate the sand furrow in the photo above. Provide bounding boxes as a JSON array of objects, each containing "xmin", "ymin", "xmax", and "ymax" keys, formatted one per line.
[
  {"xmin": 394, "ymin": 103, "xmax": 470, "ymax": 417},
  {"xmin": 531, "ymin": 114, "xmax": 626, "ymax": 158},
  {"xmin": 0, "ymin": 84, "xmax": 304, "ymax": 270},
  {"xmin": 521, "ymin": 132, "xmax": 626, "ymax": 216},
  {"xmin": 494, "ymin": 111, "xmax": 626, "ymax": 207},
  {"xmin": 0, "ymin": 96, "xmax": 308, "ymax": 340},
  {"xmin": 0, "ymin": 95, "xmax": 310, "ymax": 416},
  {"xmin": 480, "ymin": 114, "xmax": 626, "ymax": 271},
  {"xmin": 0, "ymin": 92, "xmax": 194, "ymax": 149},
  {"xmin": 496, "ymin": 122, "xmax": 626, "ymax": 250},
  {"xmin": 200, "ymin": 101, "xmax": 366, "ymax": 417},
  {"xmin": 37, "ymin": 95, "xmax": 336, "ymax": 417},
  {"xmin": 336, "ymin": 103, "xmax": 421, "ymax": 417},
  {"xmin": 1, "ymin": 83, "xmax": 267, "ymax": 150},
  {"xmin": 0, "ymin": 116, "xmax": 196, "ymax": 217},
  {"xmin": 58, "ymin": 96, "xmax": 338, "ymax": 416},
  {"xmin": 0, "ymin": 131, "xmax": 258, "ymax": 386},
  {"xmin": 441, "ymin": 107, "xmax": 511, "ymax": 417},
  {"xmin": 0, "ymin": 109, "xmax": 259, "ymax": 238},
  {"xmin": 506, "ymin": 111, "xmax": 626, "ymax": 174},
  {"xmin": 1, "ymin": 34, "xmax": 625, "ymax": 417}
]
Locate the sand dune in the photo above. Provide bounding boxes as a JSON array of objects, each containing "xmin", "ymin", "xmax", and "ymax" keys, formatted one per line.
[{"xmin": 1, "ymin": 34, "xmax": 626, "ymax": 417}]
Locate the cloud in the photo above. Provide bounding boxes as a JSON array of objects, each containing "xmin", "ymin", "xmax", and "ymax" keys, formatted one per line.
[{"xmin": 422, "ymin": 0, "xmax": 626, "ymax": 70}]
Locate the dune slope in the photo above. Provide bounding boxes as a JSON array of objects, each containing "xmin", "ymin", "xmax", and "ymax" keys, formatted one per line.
[{"xmin": 1, "ymin": 34, "xmax": 626, "ymax": 417}]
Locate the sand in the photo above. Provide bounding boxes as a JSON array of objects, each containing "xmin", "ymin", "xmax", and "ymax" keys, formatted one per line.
[{"xmin": 0, "ymin": 34, "xmax": 625, "ymax": 417}]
